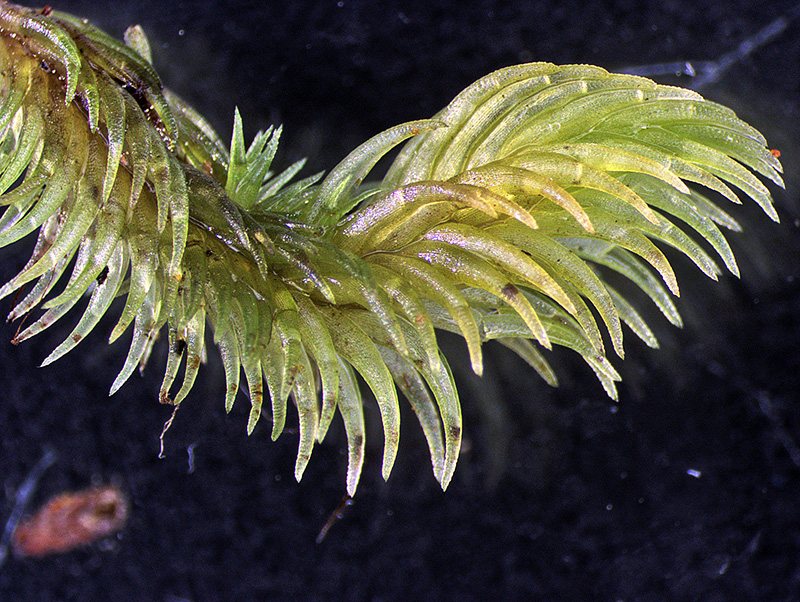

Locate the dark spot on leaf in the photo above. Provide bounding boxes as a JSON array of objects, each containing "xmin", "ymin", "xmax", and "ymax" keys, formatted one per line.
[
  {"xmin": 448, "ymin": 425, "xmax": 461, "ymax": 441},
  {"xmin": 173, "ymin": 339, "xmax": 186, "ymax": 357},
  {"xmin": 72, "ymin": 334, "xmax": 82, "ymax": 343},
  {"xmin": 500, "ymin": 283, "xmax": 519, "ymax": 300}
]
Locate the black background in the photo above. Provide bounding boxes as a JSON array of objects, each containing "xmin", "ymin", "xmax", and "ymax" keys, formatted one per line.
[{"xmin": 1, "ymin": 1, "xmax": 800, "ymax": 600}]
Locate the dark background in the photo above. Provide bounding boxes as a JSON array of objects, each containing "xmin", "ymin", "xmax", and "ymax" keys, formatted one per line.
[{"xmin": 1, "ymin": 1, "xmax": 800, "ymax": 600}]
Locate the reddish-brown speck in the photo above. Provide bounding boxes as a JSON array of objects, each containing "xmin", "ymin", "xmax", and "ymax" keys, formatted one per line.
[{"xmin": 12, "ymin": 485, "xmax": 129, "ymax": 557}]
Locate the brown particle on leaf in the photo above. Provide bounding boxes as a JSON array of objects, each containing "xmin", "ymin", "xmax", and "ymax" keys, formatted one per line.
[
  {"xmin": 447, "ymin": 424, "xmax": 462, "ymax": 441},
  {"xmin": 12, "ymin": 485, "xmax": 129, "ymax": 557},
  {"xmin": 500, "ymin": 283, "xmax": 519, "ymax": 300},
  {"xmin": 96, "ymin": 266, "xmax": 109, "ymax": 285}
]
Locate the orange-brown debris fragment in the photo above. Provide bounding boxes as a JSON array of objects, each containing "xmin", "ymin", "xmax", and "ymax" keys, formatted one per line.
[{"xmin": 12, "ymin": 485, "xmax": 129, "ymax": 557}]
